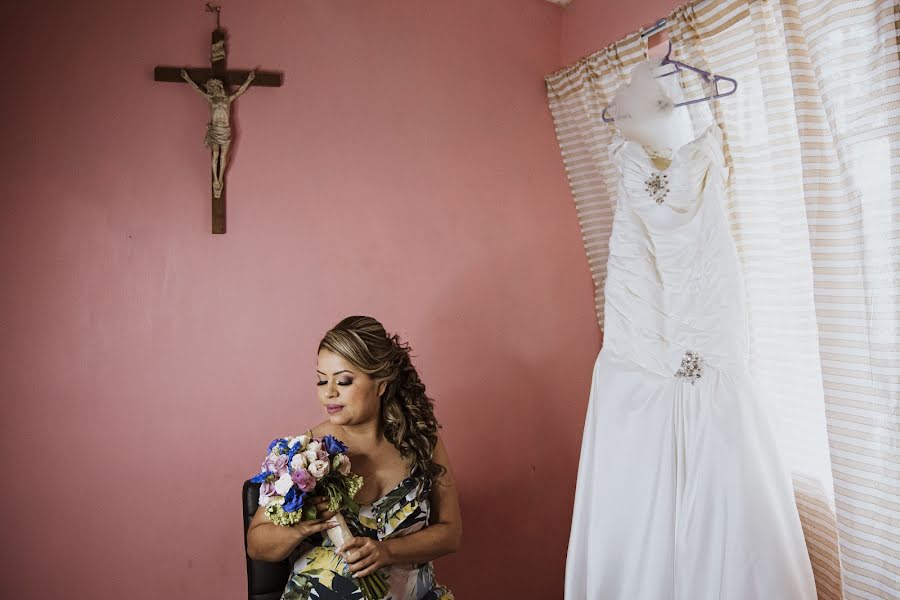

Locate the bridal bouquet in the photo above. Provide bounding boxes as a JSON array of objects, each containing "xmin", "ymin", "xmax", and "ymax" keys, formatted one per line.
[{"xmin": 249, "ymin": 434, "xmax": 388, "ymax": 600}]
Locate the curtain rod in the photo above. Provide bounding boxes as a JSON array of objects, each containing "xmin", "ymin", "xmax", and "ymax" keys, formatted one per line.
[
  {"xmin": 640, "ymin": 0, "xmax": 712, "ymax": 38},
  {"xmin": 641, "ymin": 18, "xmax": 669, "ymax": 38}
]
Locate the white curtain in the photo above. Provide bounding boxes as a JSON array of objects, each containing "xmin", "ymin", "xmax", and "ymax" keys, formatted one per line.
[{"xmin": 545, "ymin": 1, "xmax": 900, "ymax": 598}]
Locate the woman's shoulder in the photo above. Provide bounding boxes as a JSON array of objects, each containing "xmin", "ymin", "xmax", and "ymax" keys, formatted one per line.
[{"xmin": 308, "ymin": 420, "xmax": 341, "ymax": 438}]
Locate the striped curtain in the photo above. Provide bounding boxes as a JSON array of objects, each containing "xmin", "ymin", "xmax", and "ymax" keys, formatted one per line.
[{"xmin": 545, "ymin": 1, "xmax": 900, "ymax": 598}]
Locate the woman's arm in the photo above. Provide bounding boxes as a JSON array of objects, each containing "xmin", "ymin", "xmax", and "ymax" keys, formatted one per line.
[
  {"xmin": 246, "ymin": 497, "xmax": 337, "ymax": 562},
  {"xmin": 383, "ymin": 437, "xmax": 462, "ymax": 563},
  {"xmin": 340, "ymin": 437, "xmax": 462, "ymax": 576}
]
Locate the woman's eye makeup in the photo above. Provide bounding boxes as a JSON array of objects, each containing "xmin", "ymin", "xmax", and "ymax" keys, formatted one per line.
[
  {"xmin": 316, "ymin": 380, "xmax": 327, "ymax": 386},
  {"xmin": 337, "ymin": 379, "xmax": 353, "ymax": 386}
]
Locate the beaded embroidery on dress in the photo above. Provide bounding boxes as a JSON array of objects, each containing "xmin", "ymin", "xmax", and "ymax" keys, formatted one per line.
[{"xmin": 564, "ymin": 62, "xmax": 817, "ymax": 600}]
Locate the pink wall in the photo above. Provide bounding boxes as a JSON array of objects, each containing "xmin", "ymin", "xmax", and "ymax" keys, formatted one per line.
[
  {"xmin": 560, "ymin": 0, "xmax": 680, "ymax": 64},
  {"xmin": 0, "ymin": 0, "xmax": 613, "ymax": 598}
]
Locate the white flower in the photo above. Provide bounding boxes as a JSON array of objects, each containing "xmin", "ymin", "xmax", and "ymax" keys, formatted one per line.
[
  {"xmin": 260, "ymin": 492, "xmax": 285, "ymax": 508},
  {"xmin": 288, "ymin": 435, "xmax": 309, "ymax": 449},
  {"xmin": 290, "ymin": 453, "xmax": 308, "ymax": 471},
  {"xmin": 303, "ymin": 449, "xmax": 319, "ymax": 464},
  {"xmin": 333, "ymin": 454, "xmax": 351, "ymax": 476},
  {"xmin": 274, "ymin": 472, "xmax": 294, "ymax": 496},
  {"xmin": 306, "ymin": 440, "xmax": 322, "ymax": 454},
  {"xmin": 308, "ymin": 459, "xmax": 330, "ymax": 480}
]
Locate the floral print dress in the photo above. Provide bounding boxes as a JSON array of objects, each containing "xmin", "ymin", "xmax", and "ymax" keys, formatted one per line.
[{"xmin": 280, "ymin": 475, "xmax": 454, "ymax": 600}]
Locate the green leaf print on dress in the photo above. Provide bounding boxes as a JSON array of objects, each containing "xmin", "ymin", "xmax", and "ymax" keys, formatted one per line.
[{"xmin": 280, "ymin": 476, "xmax": 454, "ymax": 600}]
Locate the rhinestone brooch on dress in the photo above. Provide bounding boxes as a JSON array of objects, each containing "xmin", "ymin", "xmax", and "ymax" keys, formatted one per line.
[
  {"xmin": 674, "ymin": 350, "xmax": 704, "ymax": 384},
  {"xmin": 644, "ymin": 171, "xmax": 670, "ymax": 205}
]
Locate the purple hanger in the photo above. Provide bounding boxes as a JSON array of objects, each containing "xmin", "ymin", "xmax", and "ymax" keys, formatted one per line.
[{"xmin": 602, "ymin": 40, "xmax": 738, "ymax": 123}]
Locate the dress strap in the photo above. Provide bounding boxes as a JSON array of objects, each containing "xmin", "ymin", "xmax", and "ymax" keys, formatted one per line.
[
  {"xmin": 699, "ymin": 123, "xmax": 724, "ymax": 164},
  {"xmin": 698, "ymin": 123, "xmax": 728, "ymax": 183}
]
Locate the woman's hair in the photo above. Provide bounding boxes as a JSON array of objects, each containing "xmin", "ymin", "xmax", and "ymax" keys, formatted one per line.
[{"xmin": 319, "ymin": 316, "xmax": 445, "ymax": 496}]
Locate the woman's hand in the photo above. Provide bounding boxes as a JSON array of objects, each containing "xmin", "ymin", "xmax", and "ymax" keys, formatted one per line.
[
  {"xmin": 311, "ymin": 495, "xmax": 337, "ymax": 521},
  {"xmin": 289, "ymin": 517, "xmax": 336, "ymax": 543},
  {"xmin": 247, "ymin": 498, "xmax": 337, "ymax": 562},
  {"xmin": 286, "ymin": 496, "xmax": 337, "ymax": 543},
  {"xmin": 291, "ymin": 496, "xmax": 337, "ymax": 542},
  {"xmin": 338, "ymin": 537, "xmax": 393, "ymax": 578}
]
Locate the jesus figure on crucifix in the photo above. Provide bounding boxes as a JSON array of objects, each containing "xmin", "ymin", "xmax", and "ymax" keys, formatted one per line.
[{"xmin": 180, "ymin": 68, "xmax": 255, "ymax": 198}]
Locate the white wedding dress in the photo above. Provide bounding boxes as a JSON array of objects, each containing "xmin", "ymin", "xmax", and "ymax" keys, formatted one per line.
[{"xmin": 564, "ymin": 110, "xmax": 818, "ymax": 598}]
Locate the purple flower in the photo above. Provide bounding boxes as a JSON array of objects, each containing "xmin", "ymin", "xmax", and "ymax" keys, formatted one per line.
[
  {"xmin": 291, "ymin": 467, "xmax": 317, "ymax": 493},
  {"xmin": 264, "ymin": 453, "xmax": 289, "ymax": 475},
  {"xmin": 322, "ymin": 435, "xmax": 348, "ymax": 456},
  {"xmin": 259, "ymin": 480, "xmax": 278, "ymax": 507}
]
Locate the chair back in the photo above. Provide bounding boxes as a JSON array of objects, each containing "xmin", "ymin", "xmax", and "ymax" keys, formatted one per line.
[{"xmin": 243, "ymin": 480, "xmax": 291, "ymax": 600}]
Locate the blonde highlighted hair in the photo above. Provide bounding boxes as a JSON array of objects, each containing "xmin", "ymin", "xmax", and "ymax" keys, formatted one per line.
[{"xmin": 319, "ymin": 316, "xmax": 445, "ymax": 496}]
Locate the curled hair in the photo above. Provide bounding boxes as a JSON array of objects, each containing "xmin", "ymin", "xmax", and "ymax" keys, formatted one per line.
[{"xmin": 318, "ymin": 316, "xmax": 445, "ymax": 497}]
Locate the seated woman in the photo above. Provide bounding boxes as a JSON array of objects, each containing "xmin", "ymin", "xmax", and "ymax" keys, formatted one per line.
[{"xmin": 247, "ymin": 316, "xmax": 460, "ymax": 600}]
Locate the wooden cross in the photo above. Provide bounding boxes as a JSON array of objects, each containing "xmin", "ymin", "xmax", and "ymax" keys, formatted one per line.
[{"xmin": 154, "ymin": 4, "xmax": 283, "ymax": 234}]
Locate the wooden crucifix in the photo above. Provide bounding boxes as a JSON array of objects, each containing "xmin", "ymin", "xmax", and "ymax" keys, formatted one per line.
[{"xmin": 154, "ymin": 4, "xmax": 283, "ymax": 234}]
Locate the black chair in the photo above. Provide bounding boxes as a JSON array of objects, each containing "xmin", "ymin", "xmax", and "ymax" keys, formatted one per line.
[{"xmin": 242, "ymin": 480, "xmax": 291, "ymax": 600}]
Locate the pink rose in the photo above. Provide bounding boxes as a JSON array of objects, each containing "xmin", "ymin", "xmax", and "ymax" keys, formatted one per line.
[
  {"xmin": 259, "ymin": 481, "xmax": 277, "ymax": 507},
  {"xmin": 308, "ymin": 459, "xmax": 330, "ymax": 480},
  {"xmin": 264, "ymin": 453, "xmax": 289, "ymax": 475},
  {"xmin": 291, "ymin": 467, "xmax": 317, "ymax": 493}
]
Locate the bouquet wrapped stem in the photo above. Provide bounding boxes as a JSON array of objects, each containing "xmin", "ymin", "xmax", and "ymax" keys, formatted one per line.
[
  {"xmin": 250, "ymin": 434, "xmax": 389, "ymax": 600},
  {"xmin": 325, "ymin": 511, "xmax": 353, "ymax": 548},
  {"xmin": 326, "ymin": 512, "xmax": 389, "ymax": 600}
]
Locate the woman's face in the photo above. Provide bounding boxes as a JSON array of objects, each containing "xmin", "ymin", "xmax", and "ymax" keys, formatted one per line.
[{"xmin": 316, "ymin": 349, "xmax": 385, "ymax": 426}]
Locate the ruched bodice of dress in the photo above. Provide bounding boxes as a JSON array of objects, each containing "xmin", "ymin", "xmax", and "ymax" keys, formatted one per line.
[{"xmin": 604, "ymin": 124, "xmax": 749, "ymax": 379}]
